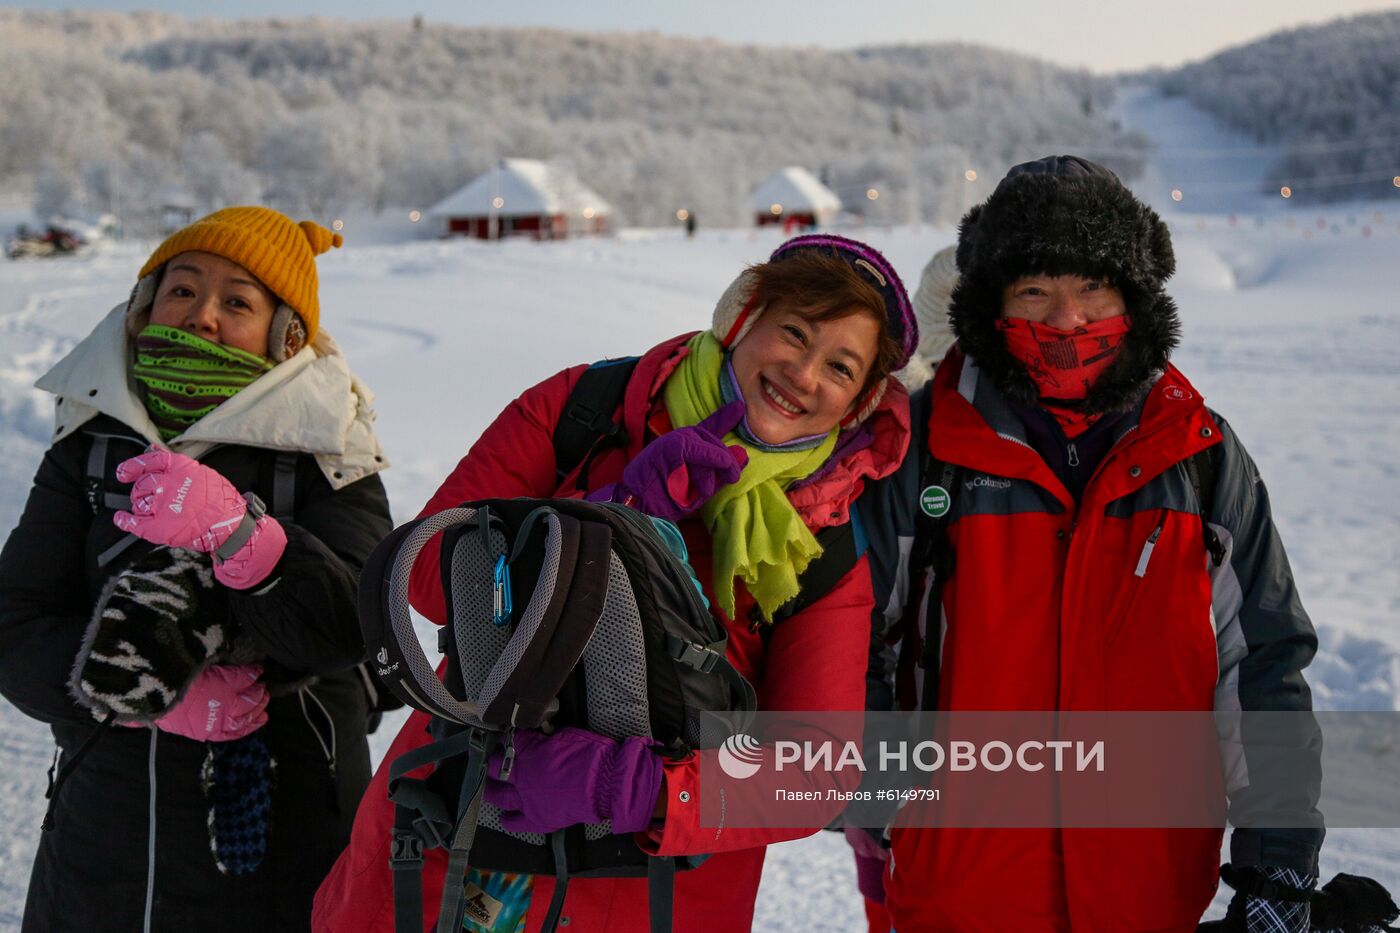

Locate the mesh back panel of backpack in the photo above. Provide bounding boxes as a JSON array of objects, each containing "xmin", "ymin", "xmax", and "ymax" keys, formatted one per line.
[
  {"xmin": 450, "ymin": 522, "xmax": 512, "ymax": 706},
  {"xmin": 450, "ymin": 520, "xmax": 546, "ymax": 844},
  {"xmin": 392, "ymin": 511, "xmax": 485, "ymax": 713},
  {"xmin": 476, "ymin": 514, "xmax": 563, "ymax": 717},
  {"xmin": 579, "ymin": 550, "xmax": 653, "ymax": 841}
]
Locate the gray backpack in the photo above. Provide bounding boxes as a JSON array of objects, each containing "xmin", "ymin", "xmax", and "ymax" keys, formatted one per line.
[{"xmin": 359, "ymin": 497, "xmax": 756, "ymax": 933}]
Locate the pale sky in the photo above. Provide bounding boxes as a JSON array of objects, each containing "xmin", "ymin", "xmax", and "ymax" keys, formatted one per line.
[{"xmin": 19, "ymin": 0, "xmax": 1400, "ymax": 72}]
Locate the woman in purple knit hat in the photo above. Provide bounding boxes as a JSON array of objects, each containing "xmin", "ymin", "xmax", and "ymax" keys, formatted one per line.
[{"xmin": 316, "ymin": 235, "xmax": 919, "ymax": 933}]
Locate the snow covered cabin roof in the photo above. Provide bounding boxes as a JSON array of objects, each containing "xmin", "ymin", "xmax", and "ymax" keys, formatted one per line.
[
  {"xmin": 748, "ymin": 167, "xmax": 842, "ymax": 215},
  {"xmin": 427, "ymin": 159, "xmax": 612, "ymax": 219}
]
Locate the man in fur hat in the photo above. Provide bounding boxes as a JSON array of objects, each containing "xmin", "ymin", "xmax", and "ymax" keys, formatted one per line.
[{"xmin": 877, "ymin": 156, "xmax": 1324, "ymax": 932}]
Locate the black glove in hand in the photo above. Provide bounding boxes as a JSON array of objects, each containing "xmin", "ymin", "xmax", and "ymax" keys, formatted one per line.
[{"xmin": 71, "ymin": 546, "xmax": 233, "ymax": 722}]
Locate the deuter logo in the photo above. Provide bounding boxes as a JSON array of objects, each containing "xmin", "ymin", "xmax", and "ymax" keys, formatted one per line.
[
  {"xmin": 375, "ymin": 645, "xmax": 400, "ymax": 676},
  {"xmin": 718, "ymin": 733, "xmax": 764, "ymax": 779},
  {"xmin": 168, "ymin": 476, "xmax": 193, "ymax": 514},
  {"xmin": 376, "ymin": 647, "xmax": 389, "ymax": 666}
]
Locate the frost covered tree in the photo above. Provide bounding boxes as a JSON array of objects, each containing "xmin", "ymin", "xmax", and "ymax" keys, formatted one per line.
[
  {"xmin": 1157, "ymin": 10, "xmax": 1400, "ymax": 201},
  {"xmin": 0, "ymin": 9, "xmax": 1151, "ymax": 231}
]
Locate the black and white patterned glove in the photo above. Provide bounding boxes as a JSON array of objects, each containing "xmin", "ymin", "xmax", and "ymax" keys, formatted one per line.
[
  {"xmin": 1243, "ymin": 866, "xmax": 1316, "ymax": 933},
  {"xmin": 71, "ymin": 546, "xmax": 233, "ymax": 722}
]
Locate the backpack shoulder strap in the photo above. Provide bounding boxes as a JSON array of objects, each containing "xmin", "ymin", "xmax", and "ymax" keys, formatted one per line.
[
  {"xmin": 1184, "ymin": 446, "xmax": 1226, "ymax": 566},
  {"xmin": 905, "ymin": 412, "xmax": 963, "ymax": 711},
  {"xmin": 83, "ymin": 430, "xmax": 146, "ymax": 514},
  {"xmin": 270, "ymin": 450, "xmax": 299, "ymax": 521},
  {"xmin": 762, "ymin": 516, "xmax": 865, "ymax": 630},
  {"xmin": 83, "ymin": 429, "xmax": 156, "ymax": 569},
  {"xmin": 553, "ymin": 357, "xmax": 640, "ymax": 488}
]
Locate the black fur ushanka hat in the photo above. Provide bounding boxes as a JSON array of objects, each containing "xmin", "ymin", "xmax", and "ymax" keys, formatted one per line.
[{"xmin": 949, "ymin": 155, "xmax": 1181, "ymax": 413}]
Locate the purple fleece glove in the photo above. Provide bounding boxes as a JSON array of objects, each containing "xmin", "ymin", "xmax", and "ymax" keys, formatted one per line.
[
  {"xmin": 484, "ymin": 727, "xmax": 664, "ymax": 835},
  {"xmin": 844, "ymin": 825, "xmax": 890, "ymax": 903},
  {"xmin": 590, "ymin": 401, "xmax": 748, "ymax": 521}
]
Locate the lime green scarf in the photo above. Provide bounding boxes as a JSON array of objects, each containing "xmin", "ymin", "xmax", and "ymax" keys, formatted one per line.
[
  {"xmin": 662, "ymin": 332, "xmax": 837, "ymax": 622},
  {"xmin": 132, "ymin": 324, "xmax": 273, "ymax": 441}
]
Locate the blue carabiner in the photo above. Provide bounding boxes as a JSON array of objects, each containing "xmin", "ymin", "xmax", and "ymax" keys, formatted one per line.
[{"xmin": 492, "ymin": 555, "xmax": 512, "ymax": 626}]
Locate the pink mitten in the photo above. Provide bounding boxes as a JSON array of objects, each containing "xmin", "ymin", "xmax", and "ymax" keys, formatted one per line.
[
  {"xmin": 212, "ymin": 514, "xmax": 287, "ymax": 590},
  {"xmin": 113, "ymin": 446, "xmax": 286, "ymax": 589},
  {"xmin": 114, "ymin": 447, "xmax": 248, "ymax": 552},
  {"xmin": 153, "ymin": 665, "xmax": 269, "ymax": 742}
]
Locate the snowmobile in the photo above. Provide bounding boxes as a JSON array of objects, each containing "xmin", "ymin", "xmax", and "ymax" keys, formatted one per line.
[{"xmin": 6, "ymin": 224, "xmax": 82, "ymax": 259}]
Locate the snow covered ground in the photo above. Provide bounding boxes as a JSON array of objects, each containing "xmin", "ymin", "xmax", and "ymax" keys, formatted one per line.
[{"xmin": 1, "ymin": 100, "xmax": 1398, "ymax": 927}]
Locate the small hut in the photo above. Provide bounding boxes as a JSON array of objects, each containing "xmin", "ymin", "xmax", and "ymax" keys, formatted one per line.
[
  {"xmin": 749, "ymin": 167, "xmax": 842, "ymax": 229},
  {"xmin": 427, "ymin": 159, "xmax": 611, "ymax": 240},
  {"xmin": 157, "ymin": 184, "xmax": 197, "ymax": 233}
]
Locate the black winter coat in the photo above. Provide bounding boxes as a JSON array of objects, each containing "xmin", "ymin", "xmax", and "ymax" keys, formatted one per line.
[{"xmin": 0, "ymin": 416, "xmax": 393, "ymax": 931}]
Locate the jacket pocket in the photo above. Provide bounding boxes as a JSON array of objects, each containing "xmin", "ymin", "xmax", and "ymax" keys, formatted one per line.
[{"xmin": 1107, "ymin": 511, "xmax": 1168, "ymax": 647}]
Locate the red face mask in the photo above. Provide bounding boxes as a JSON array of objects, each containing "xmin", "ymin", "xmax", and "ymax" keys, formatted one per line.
[
  {"xmin": 999, "ymin": 315, "xmax": 1132, "ymax": 436},
  {"xmin": 999, "ymin": 315, "xmax": 1132, "ymax": 401}
]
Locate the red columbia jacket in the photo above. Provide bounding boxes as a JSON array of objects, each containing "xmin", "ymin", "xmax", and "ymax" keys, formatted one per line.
[
  {"xmin": 880, "ymin": 353, "xmax": 1321, "ymax": 933},
  {"xmin": 314, "ymin": 333, "xmax": 910, "ymax": 933}
]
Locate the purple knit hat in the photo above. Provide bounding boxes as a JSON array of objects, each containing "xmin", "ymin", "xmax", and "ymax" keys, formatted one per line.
[
  {"xmin": 712, "ymin": 234, "xmax": 918, "ymax": 371},
  {"xmin": 771, "ymin": 234, "xmax": 917, "ymax": 367},
  {"xmin": 710, "ymin": 234, "xmax": 918, "ymax": 426}
]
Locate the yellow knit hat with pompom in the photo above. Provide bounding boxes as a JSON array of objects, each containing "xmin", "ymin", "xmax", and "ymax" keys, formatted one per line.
[{"xmin": 139, "ymin": 206, "xmax": 343, "ymax": 343}]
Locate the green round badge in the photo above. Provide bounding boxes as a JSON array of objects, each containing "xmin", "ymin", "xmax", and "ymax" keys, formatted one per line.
[{"xmin": 920, "ymin": 485, "xmax": 951, "ymax": 518}]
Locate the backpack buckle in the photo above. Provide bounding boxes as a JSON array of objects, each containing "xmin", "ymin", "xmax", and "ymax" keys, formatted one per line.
[
  {"xmin": 85, "ymin": 477, "xmax": 104, "ymax": 514},
  {"xmin": 389, "ymin": 831, "xmax": 424, "ymax": 870},
  {"xmin": 669, "ymin": 637, "xmax": 721, "ymax": 674},
  {"xmin": 566, "ymin": 402, "xmax": 620, "ymax": 438}
]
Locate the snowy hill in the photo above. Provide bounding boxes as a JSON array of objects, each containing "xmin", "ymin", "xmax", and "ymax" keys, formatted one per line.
[
  {"xmin": 1156, "ymin": 10, "xmax": 1400, "ymax": 203},
  {"xmin": 0, "ymin": 10, "xmax": 1144, "ymax": 231}
]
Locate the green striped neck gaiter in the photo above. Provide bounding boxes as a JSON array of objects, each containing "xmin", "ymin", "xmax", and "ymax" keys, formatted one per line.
[{"xmin": 132, "ymin": 325, "xmax": 274, "ymax": 441}]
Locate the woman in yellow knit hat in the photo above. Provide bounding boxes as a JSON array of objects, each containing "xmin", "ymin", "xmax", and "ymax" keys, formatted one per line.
[{"xmin": 0, "ymin": 206, "xmax": 394, "ymax": 932}]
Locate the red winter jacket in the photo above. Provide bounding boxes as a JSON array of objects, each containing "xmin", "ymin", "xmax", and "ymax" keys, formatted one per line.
[
  {"xmin": 883, "ymin": 353, "xmax": 1320, "ymax": 933},
  {"xmin": 314, "ymin": 333, "xmax": 910, "ymax": 933}
]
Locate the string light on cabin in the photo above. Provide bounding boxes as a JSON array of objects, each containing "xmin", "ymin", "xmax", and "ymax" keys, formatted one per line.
[
  {"xmin": 1393, "ymin": 176, "xmax": 1400, "ymax": 188},
  {"xmin": 770, "ymin": 203, "xmax": 784, "ymax": 216},
  {"xmin": 676, "ymin": 209, "xmax": 689, "ymax": 221},
  {"xmin": 964, "ymin": 169, "xmax": 977, "ymax": 182},
  {"xmin": 408, "ymin": 210, "xmax": 421, "ymax": 222},
  {"xmin": 492, "ymin": 196, "xmax": 505, "ymax": 209},
  {"xmin": 332, "ymin": 219, "xmax": 344, "ymax": 232},
  {"xmin": 1171, "ymin": 189, "xmax": 1183, "ymax": 202},
  {"xmin": 866, "ymin": 188, "xmax": 879, "ymax": 201},
  {"xmin": 582, "ymin": 207, "xmax": 596, "ymax": 219},
  {"xmin": 1280, "ymin": 186, "xmax": 1292, "ymax": 199}
]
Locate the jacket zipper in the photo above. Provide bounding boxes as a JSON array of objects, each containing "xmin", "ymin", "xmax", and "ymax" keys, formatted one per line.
[
  {"xmin": 1066, "ymin": 442, "xmax": 1079, "ymax": 468},
  {"xmin": 1134, "ymin": 522, "xmax": 1164, "ymax": 578}
]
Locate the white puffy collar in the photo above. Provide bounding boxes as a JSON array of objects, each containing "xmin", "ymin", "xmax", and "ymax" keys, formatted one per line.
[{"xmin": 35, "ymin": 304, "xmax": 388, "ymax": 490}]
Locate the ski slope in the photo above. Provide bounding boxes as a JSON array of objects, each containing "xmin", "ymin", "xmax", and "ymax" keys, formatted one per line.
[{"xmin": 1, "ymin": 112, "xmax": 1399, "ymax": 930}]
